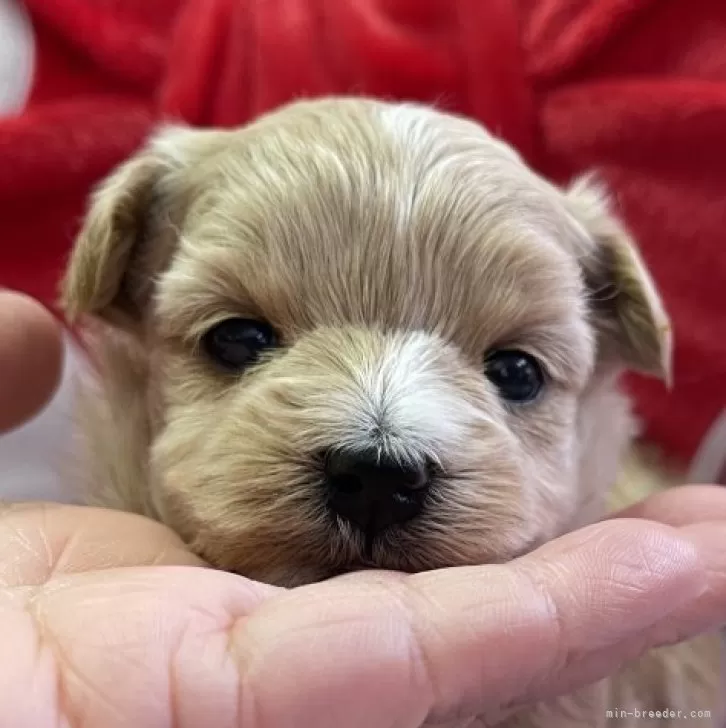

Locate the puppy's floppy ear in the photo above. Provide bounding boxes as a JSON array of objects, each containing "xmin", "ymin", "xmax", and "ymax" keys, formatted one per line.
[
  {"xmin": 565, "ymin": 176, "xmax": 672, "ymax": 383},
  {"xmin": 60, "ymin": 125, "xmax": 225, "ymax": 329}
]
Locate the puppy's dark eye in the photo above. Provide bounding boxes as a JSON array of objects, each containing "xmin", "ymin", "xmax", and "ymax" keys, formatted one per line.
[
  {"xmin": 202, "ymin": 318, "xmax": 278, "ymax": 371},
  {"xmin": 484, "ymin": 349, "xmax": 544, "ymax": 403}
]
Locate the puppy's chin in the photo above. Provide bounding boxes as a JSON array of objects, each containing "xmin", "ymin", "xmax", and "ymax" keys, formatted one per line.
[
  {"xmin": 334, "ymin": 534, "xmax": 544, "ymax": 578},
  {"xmin": 222, "ymin": 531, "xmax": 546, "ymax": 588}
]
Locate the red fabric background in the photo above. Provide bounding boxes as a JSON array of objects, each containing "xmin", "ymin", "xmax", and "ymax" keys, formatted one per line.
[{"xmin": 1, "ymin": 0, "xmax": 725, "ymax": 465}]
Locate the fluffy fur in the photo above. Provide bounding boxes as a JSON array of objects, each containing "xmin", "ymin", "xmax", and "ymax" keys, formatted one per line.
[{"xmin": 61, "ymin": 98, "xmax": 719, "ymax": 726}]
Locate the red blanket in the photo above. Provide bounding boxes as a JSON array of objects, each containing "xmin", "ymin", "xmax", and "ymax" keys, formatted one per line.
[{"xmin": 2, "ymin": 0, "xmax": 725, "ymax": 469}]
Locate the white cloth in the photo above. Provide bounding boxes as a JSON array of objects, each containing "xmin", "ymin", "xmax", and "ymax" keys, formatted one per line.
[{"xmin": 0, "ymin": 0, "xmax": 34, "ymax": 117}]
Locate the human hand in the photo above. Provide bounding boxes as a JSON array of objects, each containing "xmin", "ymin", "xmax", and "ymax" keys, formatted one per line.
[{"xmin": 1, "ymin": 290, "xmax": 725, "ymax": 728}]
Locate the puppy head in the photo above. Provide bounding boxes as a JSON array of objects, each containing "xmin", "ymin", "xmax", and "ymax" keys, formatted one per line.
[{"xmin": 62, "ymin": 99, "xmax": 670, "ymax": 585}]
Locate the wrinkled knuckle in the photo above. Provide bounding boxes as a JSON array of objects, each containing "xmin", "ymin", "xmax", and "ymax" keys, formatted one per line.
[
  {"xmin": 513, "ymin": 565, "xmax": 569, "ymax": 681},
  {"xmin": 392, "ymin": 577, "xmax": 442, "ymax": 715}
]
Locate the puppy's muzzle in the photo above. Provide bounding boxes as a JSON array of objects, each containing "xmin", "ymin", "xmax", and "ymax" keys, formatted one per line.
[{"xmin": 323, "ymin": 448, "xmax": 431, "ymax": 535}]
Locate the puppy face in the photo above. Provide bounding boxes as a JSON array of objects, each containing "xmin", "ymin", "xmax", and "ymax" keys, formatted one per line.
[{"xmin": 62, "ymin": 99, "xmax": 670, "ymax": 585}]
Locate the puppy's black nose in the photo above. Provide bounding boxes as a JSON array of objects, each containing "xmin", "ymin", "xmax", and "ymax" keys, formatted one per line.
[{"xmin": 324, "ymin": 448, "xmax": 430, "ymax": 533}]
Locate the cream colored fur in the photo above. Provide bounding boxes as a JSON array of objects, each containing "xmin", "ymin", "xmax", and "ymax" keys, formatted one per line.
[{"xmin": 61, "ymin": 98, "xmax": 720, "ymax": 726}]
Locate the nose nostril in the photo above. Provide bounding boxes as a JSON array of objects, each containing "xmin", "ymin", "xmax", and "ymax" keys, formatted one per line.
[
  {"xmin": 391, "ymin": 488, "xmax": 418, "ymax": 505},
  {"xmin": 401, "ymin": 466, "xmax": 429, "ymax": 491}
]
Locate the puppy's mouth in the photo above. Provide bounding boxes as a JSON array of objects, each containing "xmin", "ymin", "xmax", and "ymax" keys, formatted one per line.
[
  {"xmin": 332, "ymin": 516, "xmax": 405, "ymax": 566},
  {"xmin": 328, "ymin": 488, "xmax": 434, "ymax": 570},
  {"xmin": 324, "ymin": 517, "xmax": 546, "ymax": 581},
  {"xmin": 326, "ymin": 514, "xmax": 421, "ymax": 575}
]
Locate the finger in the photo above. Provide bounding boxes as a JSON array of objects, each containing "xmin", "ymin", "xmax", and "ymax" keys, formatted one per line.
[
  {"xmin": 0, "ymin": 503, "xmax": 204, "ymax": 586},
  {"xmin": 643, "ymin": 520, "xmax": 726, "ymax": 641},
  {"xmin": 499, "ymin": 519, "xmax": 726, "ymax": 706},
  {"xmin": 612, "ymin": 484, "xmax": 726, "ymax": 526},
  {"xmin": 237, "ymin": 519, "xmax": 709, "ymax": 727},
  {"xmin": 0, "ymin": 291, "xmax": 64, "ymax": 433}
]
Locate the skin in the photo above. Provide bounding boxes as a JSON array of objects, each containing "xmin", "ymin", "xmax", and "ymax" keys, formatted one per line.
[
  {"xmin": 0, "ymin": 290, "xmax": 724, "ymax": 728},
  {"xmin": 0, "ymin": 290, "xmax": 63, "ymax": 434}
]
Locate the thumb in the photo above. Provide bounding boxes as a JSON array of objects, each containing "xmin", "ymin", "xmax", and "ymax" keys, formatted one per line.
[
  {"xmin": 236, "ymin": 519, "xmax": 710, "ymax": 727},
  {"xmin": 0, "ymin": 291, "xmax": 64, "ymax": 434}
]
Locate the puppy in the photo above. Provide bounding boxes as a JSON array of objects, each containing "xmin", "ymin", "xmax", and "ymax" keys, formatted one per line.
[{"xmin": 61, "ymin": 98, "xmax": 720, "ymax": 726}]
